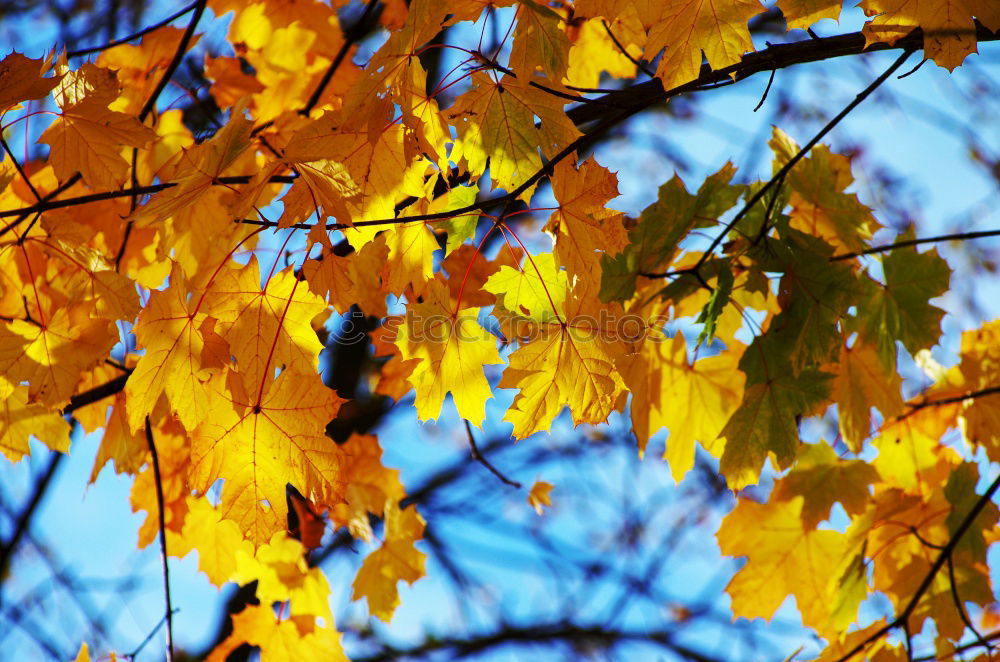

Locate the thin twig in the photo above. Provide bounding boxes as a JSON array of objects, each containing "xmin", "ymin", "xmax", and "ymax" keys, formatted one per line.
[
  {"xmin": 0, "ymin": 453, "xmax": 63, "ymax": 581},
  {"xmin": 753, "ymin": 68, "xmax": 776, "ymax": 112},
  {"xmin": 66, "ymin": 2, "xmax": 199, "ymax": 57},
  {"xmin": 125, "ymin": 608, "xmax": 179, "ymax": 660},
  {"xmin": 144, "ymin": 416, "xmax": 174, "ymax": 662},
  {"xmin": 301, "ymin": 0, "xmax": 381, "ymax": 116},
  {"xmin": 137, "ymin": 0, "xmax": 206, "ymax": 123},
  {"xmin": 913, "ymin": 629, "xmax": 1000, "ymax": 661},
  {"xmin": 682, "ymin": 48, "xmax": 915, "ymax": 279},
  {"xmin": 946, "ymin": 555, "xmax": 992, "ymax": 656},
  {"xmin": 830, "ymin": 229, "xmax": 1000, "ymax": 261},
  {"xmin": 0, "ymin": 135, "xmax": 42, "ymax": 202},
  {"xmin": 464, "ymin": 420, "xmax": 521, "ymax": 488},
  {"xmin": 602, "ymin": 20, "xmax": 654, "ymax": 78},
  {"xmin": 832, "ymin": 473, "xmax": 1000, "ymax": 662}
]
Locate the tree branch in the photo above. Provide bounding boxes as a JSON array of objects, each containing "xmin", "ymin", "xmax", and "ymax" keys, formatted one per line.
[
  {"xmin": 66, "ymin": 2, "xmax": 199, "ymax": 58},
  {"xmin": 830, "ymin": 229, "xmax": 1000, "ymax": 261},
  {"xmin": 833, "ymin": 473, "xmax": 1000, "ymax": 662},
  {"xmin": 646, "ymin": 47, "xmax": 915, "ymax": 280},
  {"xmin": 144, "ymin": 416, "xmax": 174, "ymax": 662},
  {"xmin": 0, "ymin": 453, "xmax": 63, "ymax": 582},
  {"xmin": 464, "ymin": 420, "xmax": 521, "ymax": 488}
]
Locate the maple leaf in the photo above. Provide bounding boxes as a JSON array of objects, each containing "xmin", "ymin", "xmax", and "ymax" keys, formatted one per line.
[
  {"xmin": 832, "ymin": 340, "xmax": 904, "ymax": 452},
  {"xmin": 527, "ymin": 480, "xmax": 554, "ymax": 515},
  {"xmin": 206, "ymin": 604, "xmax": 347, "ymax": 662},
  {"xmin": 718, "ymin": 496, "xmax": 859, "ymax": 637},
  {"xmin": 778, "ymin": 0, "xmax": 843, "ymax": 30},
  {"xmin": 600, "ymin": 163, "xmax": 741, "ymax": 303},
  {"xmin": 860, "ymin": 0, "xmax": 1000, "ymax": 70},
  {"xmin": 169, "ymin": 496, "xmax": 254, "ymax": 587},
  {"xmin": 0, "ymin": 52, "xmax": 63, "ymax": 113},
  {"xmin": 327, "ymin": 433, "xmax": 406, "ymax": 541},
  {"xmin": 448, "ymin": 68, "xmax": 580, "ymax": 193},
  {"xmin": 620, "ymin": 333, "xmax": 744, "ymax": 479},
  {"xmin": 39, "ymin": 64, "xmax": 156, "ymax": 190},
  {"xmin": 772, "ymin": 442, "xmax": 880, "ymax": 530},
  {"xmin": 0, "ymin": 307, "xmax": 116, "ymax": 409},
  {"xmin": 233, "ymin": 532, "xmax": 334, "ymax": 622},
  {"xmin": 720, "ymin": 334, "xmax": 834, "ymax": 488},
  {"xmin": 201, "ymin": 258, "xmax": 329, "ymax": 390},
  {"xmin": 0, "ymin": 379, "xmax": 70, "ymax": 462},
  {"xmin": 393, "ymin": 276, "xmax": 503, "ymax": 425},
  {"xmin": 545, "ymin": 158, "xmax": 629, "ymax": 279},
  {"xmin": 124, "ymin": 264, "xmax": 224, "ymax": 432},
  {"xmin": 189, "ymin": 368, "xmax": 344, "ymax": 547},
  {"xmin": 769, "ymin": 128, "xmax": 879, "ymax": 254},
  {"xmin": 352, "ymin": 499, "xmax": 426, "ymax": 621},
  {"xmin": 856, "ymin": 231, "xmax": 950, "ymax": 369}
]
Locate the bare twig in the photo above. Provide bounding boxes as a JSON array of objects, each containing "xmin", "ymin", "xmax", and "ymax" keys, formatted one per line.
[
  {"xmin": 946, "ymin": 555, "xmax": 992, "ymax": 656},
  {"xmin": 137, "ymin": 0, "xmax": 206, "ymax": 123},
  {"xmin": 301, "ymin": 0, "xmax": 381, "ymax": 116},
  {"xmin": 66, "ymin": 2, "xmax": 199, "ymax": 58},
  {"xmin": 830, "ymin": 228, "xmax": 1000, "ymax": 261},
  {"xmin": 464, "ymin": 420, "xmax": 521, "ymax": 488},
  {"xmin": 690, "ymin": 48, "xmax": 914, "ymax": 277},
  {"xmin": 0, "ymin": 454, "xmax": 63, "ymax": 585},
  {"xmin": 602, "ymin": 20, "xmax": 654, "ymax": 78},
  {"xmin": 753, "ymin": 68, "xmax": 777, "ymax": 112},
  {"xmin": 144, "ymin": 416, "xmax": 174, "ymax": 662}
]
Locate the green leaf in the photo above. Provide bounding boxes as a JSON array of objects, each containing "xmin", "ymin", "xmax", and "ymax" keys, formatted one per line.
[
  {"xmin": 719, "ymin": 335, "xmax": 834, "ymax": 488},
  {"xmin": 599, "ymin": 163, "xmax": 742, "ymax": 303},
  {"xmin": 696, "ymin": 266, "xmax": 733, "ymax": 347},
  {"xmin": 857, "ymin": 228, "xmax": 950, "ymax": 368}
]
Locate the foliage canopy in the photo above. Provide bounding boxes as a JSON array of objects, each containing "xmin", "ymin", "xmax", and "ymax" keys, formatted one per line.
[{"xmin": 1, "ymin": 0, "xmax": 1000, "ymax": 660}]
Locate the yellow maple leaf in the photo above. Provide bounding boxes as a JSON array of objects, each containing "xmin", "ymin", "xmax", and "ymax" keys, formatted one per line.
[
  {"xmin": 833, "ymin": 340, "xmax": 904, "ymax": 452},
  {"xmin": 498, "ymin": 279, "xmax": 628, "ymax": 438},
  {"xmin": 528, "ymin": 480, "xmax": 554, "ymax": 515},
  {"xmin": 718, "ymin": 496, "xmax": 856, "ymax": 637},
  {"xmin": 0, "ymin": 378, "xmax": 70, "ymax": 462},
  {"xmin": 124, "ymin": 264, "xmax": 224, "ymax": 432},
  {"xmin": 202, "ymin": 258, "xmax": 329, "ymax": 391},
  {"xmin": 861, "ymin": 0, "xmax": 1000, "ymax": 70},
  {"xmin": 393, "ymin": 277, "xmax": 503, "ymax": 425},
  {"xmin": 328, "ymin": 434, "xmax": 406, "ymax": 541},
  {"xmin": 170, "ymin": 496, "xmax": 254, "ymax": 587},
  {"xmin": 620, "ymin": 333, "xmax": 743, "ymax": 479},
  {"xmin": 39, "ymin": 79, "xmax": 156, "ymax": 190},
  {"xmin": 234, "ymin": 532, "xmax": 334, "ymax": 623},
  {"xmin": 546, "ymin": 158, "xmax": 629, "ymax": 280},
  {"xmin": 190, "ymin": 368, "xmax": 344, "ymax": 547},
  {"xmin": 206, "ymin": 604, "xmax": 347, "ymax": 662},
  {"xmin": 352, "ymin": 499, "xmax": 426, "ymax": 621}
]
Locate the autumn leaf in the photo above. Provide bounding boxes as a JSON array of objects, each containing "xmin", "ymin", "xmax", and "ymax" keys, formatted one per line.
[
  {"xmin": 206, "ymin": 604, "xmax": 347, "ymax": 662},
  {"xmin": 189, "ymin": 368, "xmax": 344, "ymax": 547},
  {"xmin": 0, "ymin": 52, "xmax": 63, "ymax": 113},
  {"xmin": 0, "ymin": 379, "xmax": 70, "ymax": 462},
  {"xmin": 39, "ymin": 64, "xmax": 156, "ymax": 190},
  {"xmin": 860, "ymin": 0, "xmax": 1000, "ymax": 70},
  {"xmin": 393, "ymin": 277, "xmax": 503, "ymax": 426},
  {"xmin": 352, "ymin": 499, "xmax": 426, "ymax": 621},
  {"xmin": 527, "ymin": 480, "xmax": 554, "ymax": 515},
  {"xmin": 619, "ymin": 333, "xmax": 743, "ymax": 478}
]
